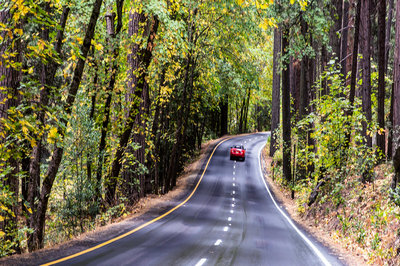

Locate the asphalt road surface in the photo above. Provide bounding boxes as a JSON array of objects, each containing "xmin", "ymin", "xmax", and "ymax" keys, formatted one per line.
[{"xmin": 45, "ymin": 133, "xmax": 343, "ymax": 266}]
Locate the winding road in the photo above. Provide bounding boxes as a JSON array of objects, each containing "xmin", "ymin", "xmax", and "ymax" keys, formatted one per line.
[{"xmin": 44, "ymin": 133, "xmax": 342, "ymax": 266}]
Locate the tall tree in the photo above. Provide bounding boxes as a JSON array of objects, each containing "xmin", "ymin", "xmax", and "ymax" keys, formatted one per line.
[
  {"xmin": 376, "ymin": 0, "xmax": 386, "ymax": 157},
  {"xmin": 392, "ymin": 0, "xmax": 400, "ymax": 189},
  {"xmin": 0, "ymin": 4, "xmax": 22, "ymax": 253},
  {"xmin": 270, "ymin": 27, "xmax": 281, "ymax": 157},
  {"xmin": 360, "ymin": 0, "xmax": 372, "ymax": 148},
  {"xmin": 282, "ymin": 28, "xmax": 291, "ymax": 183},
  {"xmin": 219, "ymin": 95, "xmax": 228, "ymax": 136},
  {"xmin": 349, "ymin": 0, "xmax": 362, "ymax": 106},
  {"xmin": 330, "ymin": 0, "xmax": 343, "ymax": 61},
  {"xmin": 387, "ymin": 0, "xmax": 395, "ymax": 159},
  {"xmin": 340, "ymin": 0, "xmax": 349, "ymax": 81}
]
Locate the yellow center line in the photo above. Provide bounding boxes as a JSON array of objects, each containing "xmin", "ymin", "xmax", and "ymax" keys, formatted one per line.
[{"xmin": 42, "ymin": 137, "xmax": 230, "ymax": 266}]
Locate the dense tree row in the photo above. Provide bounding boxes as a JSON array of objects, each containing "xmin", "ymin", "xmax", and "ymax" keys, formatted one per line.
[
  {"xmin": 270, "ymin": 0, "xmax": 400, "ymax": 206},
  {"xmin": 0, "ymin": 0, "xmax": 275, "ymax": 255}
]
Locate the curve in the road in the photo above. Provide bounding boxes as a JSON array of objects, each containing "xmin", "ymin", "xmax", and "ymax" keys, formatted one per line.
[
  {"xmin": 42, "ymin": 133, "xmax": 342, "ymax": 266},
  {"xmin": 42, "ymin": 137, "xmax": 231, "ymax": 266}
]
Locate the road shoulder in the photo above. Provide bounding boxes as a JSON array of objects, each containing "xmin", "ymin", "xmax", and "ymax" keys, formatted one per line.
[{"xmin": 260, "ymin": 147, "xmax": 366, "ymax": 266}]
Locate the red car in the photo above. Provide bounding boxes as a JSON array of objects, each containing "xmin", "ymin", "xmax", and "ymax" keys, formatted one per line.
[{"xmin": 230, "ymin": 145, "xmax": 246, "ymax": 161}]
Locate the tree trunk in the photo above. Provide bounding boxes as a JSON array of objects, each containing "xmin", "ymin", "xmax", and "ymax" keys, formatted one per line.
[
  {"xmin": 386, "ymin": 0, "xmax": 395, "ymax": 159},
  {"xmin": 330, "ymin": 0, "xmax": 343, "ymax": 61},
  {"xmin": 340, "ymin": 1, "xmax": 350, "ymax": 81},
  {"xmin": 376, "ymin": 0, "xmax": 386, "ymax": 157},
  {"xmin": 270, "ymin": 27, "xmax": 281, "ymax": 157},
  {"xmin": 299, "ymin": 15, "xmax": 309, "ymax": 120},
  {"xmin": 243, "ymin": 88, "xmax": 251, "ymax": 132},
  {"xmin": 167, "ymin": 54, "xmax": 196, "ymax": 191},
  {"xmin": 349, "ymin": 0, "xmax": 362, "ymax": 106},
  {"xmin": 0, "ymin": 6, "xmax": 22, "ymax": 253},
  {"xmin": 290, "ymin": 58, "xmax": 300, "ymax": 117},
  {"xmin": 388, "ymin": 84, "xmax": 394, "ymax": 159},
  {"xmin": 360, "ymin": 0, "xmax": 372, "ymax": 148},
  {"xmin": 385, "ymin": 0, "xmax": 394, "ymax": 75},
  {"xmin": 392, "ymin": 0, "xmax": 400, "ymax": 188},
  {"xmin": 282, "ymin": 28, "xmax": 292, "ymax": 184},
  {"xmin": 219, "ymin": 95, "xmax": 228, "ymax": 136}
]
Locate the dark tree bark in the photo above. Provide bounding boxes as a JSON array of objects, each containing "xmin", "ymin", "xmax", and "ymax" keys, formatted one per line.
[
  {"xmin": 243, "ymin": 88, "xmax": 251, "ymax": 132},
  {"xmin": 330, "ymin": 0, "xmax": 343, "ymax": 61},
  {"xmin": 360, "ymin": 0, "xmax": 372, "ymax": 148},
  {"xmin": 219, "ymin": 95, "xmax": 228, "ymax": 136},
  {"xmin": 376, "ymin": 0, "xmax": 386, "ymax": 157},
  {"xmin": 386, "ymin": 0, "xmax": 395, "ymax": 158},
  {"xmin": 388, "ymin": 84, "xmax": 394, "ymax": 159},
  {"xmin": 0, "ymin": 6, "xmax": 22, "ymax": 253},
  {"xmin": 270, "ymin": 27, "xmax": 281, "ymax": 157},
  {"xmin": 321, "ymin": 46, "xmax": 328, "ymax": 95},
  {"xmin": 299, "ymin": 15, "xmax": 309, "ymax": 120},
  {"xmin": 392, "ymin": 0, "xmax": 400, "ymax": 188},
  {"xmin": 385, "ymin": 0, "xmax": 394, "ymax": 75},
  {"xmin": 282, "ymin": 28, "xmax": 292, "ymax": 184},
  {"xmin": 122, "ymin": 10, "xmax": 147, "ymax": 201},
  {"xmin": 340, "ymin": 1, "xmax": 350, "ymax": 81},
  {"xmin": 349, "ymin": 0, "xmax": 362, "ymax": 106},
  {"xmin": 148, "ymin": 67, "xmax": 167, "ymax": 194},
  {"xmin": 166, "ymin": 8, "xmax": 199, "ymax": 192},
  {"xmin": 166, "ymin": 54, "xmax": 196, "ymax": 191},
  {"xmin": 290, "ymin": 58, "xmax": 300, "ymax": 116}
]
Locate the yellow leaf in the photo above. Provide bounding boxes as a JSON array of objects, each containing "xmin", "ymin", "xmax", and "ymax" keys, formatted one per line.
[
  {"xmin": 47, "ymin": 127, "xmax": 58, "ymax": 144},
  {"xmin": 95, "ymin": 43, "xmax": 103, "ymax": 51},
  {"xmin": 14, "ymin": 28, "xmax": 23, "ymax": 35},
  {"xmin": 0, "ymin": 204, "xmax": 8, "ymax": 212},
  {"xmin": 22, "ymin": 126, "xmax": 28, "ymax": 135}
]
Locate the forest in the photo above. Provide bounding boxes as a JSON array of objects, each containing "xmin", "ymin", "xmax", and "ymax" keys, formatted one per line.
[{"xmin": 0, "ymin": 0, "xmax": 400, "ymax": 263}]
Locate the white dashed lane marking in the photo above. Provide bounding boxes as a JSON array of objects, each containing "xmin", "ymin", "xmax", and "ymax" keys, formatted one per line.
[
  {"xmin": 195, "ymin": 258, "xmax": 207, "ymax": 266},
  {"xmin": 228, "ymin": 217, "xmax": 232, "ymax": 221},
  {"xmin": 214, "ymin": 239, "xmax": 222, "ymax": 246},
  {"xmin": 223, "ymin": 226, "xmax": 229, "ymax": 232},
  {"xmin": 230, "ymin": 210, "xmax": 234, "ymax": 214}
]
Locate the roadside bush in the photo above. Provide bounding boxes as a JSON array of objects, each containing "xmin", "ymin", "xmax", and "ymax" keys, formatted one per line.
[{"xmin": 273, "ymin": 63, "xmax": 378, "ymax": 208}]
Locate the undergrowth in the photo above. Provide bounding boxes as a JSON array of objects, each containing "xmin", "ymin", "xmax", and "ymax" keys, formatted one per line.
[{"xmin": 269, "ymin": 64, "xmax": 400, "ymax": 264}]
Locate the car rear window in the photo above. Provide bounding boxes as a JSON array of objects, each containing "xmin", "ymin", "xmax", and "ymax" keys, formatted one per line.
[{"xmin": 234, "ymin": 145, "xmax": 243, "ymax": 149}]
